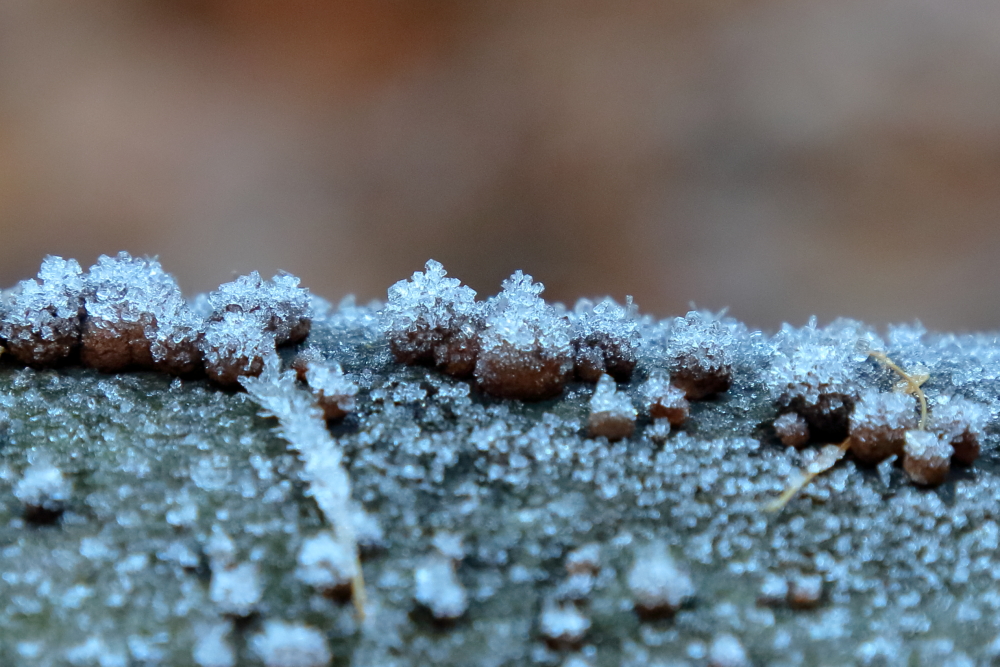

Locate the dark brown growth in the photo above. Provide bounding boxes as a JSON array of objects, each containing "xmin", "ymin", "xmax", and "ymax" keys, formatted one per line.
[
  {"xmin": 902, "ymin": 430, "xmax": 952, "ymax": 486},
  {"xmin": 0, "ymin": 256, "xmax": 85, "ymax": 367},
  {"xmin": 641, "ymin": 373, "xmax": 690, "ymax": 427},
  {"xmin": 667, "ymin": 313, "xmax": 734, "ymax": 400},
  {"xmin": 571, "ymin": 298, "xmax": 638, "ymax": 382},
  {"xmin": 381, "ymin": 260, "xmax": 483, "ymax": 379},
  {"xmin": 773, "ymin": 412, "xmax": 810, "ymax": 448},
  {"xmin": 848, "ymin": 389, "xmax": 917, "ymax": 465}
]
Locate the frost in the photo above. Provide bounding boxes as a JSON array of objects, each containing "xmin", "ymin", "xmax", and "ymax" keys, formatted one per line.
[
  {"xmin": 627, "ymin": 541, "xmax": 696, "ymax": 615},
  {"xmin": 0, "ymin": 255, "xmax": 84, "ymax": 366},
  {"xmin": 250, "ymin": 621, "xmax": 331, "ymax": 667},
  {"xmin": 192, "ymin": 621, "xmax": 235, "ymax": 667},
  {"xmin": 240, "ymin": 356, "xmax": 364, "ymax": 615},
  {"xmin": 707, "ymin": 633, "xmax": 750, "ymax": 667},
  {"xmin": 539, "ymin": 599, "xmax": 590, "ymax": 645},
  {"xmin": 381, "ymin": 259, "xmax": 482, "ymax": 377},
  {"xmin": 209, "ymin": 271, "xmax": 311, "ymax": 346},
  {"xmin": 296, "ymin": 531, "xmax": 358, "ymax": 593},
  {"xmin": 570, "ymin": 297, "xmax": 639, "ymax": 382},
  {"xmin": 475, "ymin": 271, "xmax": 573, "ymax": 400},
  {"xmin": 81, "ymin": 252, "xmax": 203, "ymax": 374},
  {"xmin": 850, "ymin": 389, "xmax": 918, "ymax": 464},
  {"xmin": 902, "ymin": 430, "xmax": 953, "ymax": 486},
  {"xmin": 641, "ymin": 372, "xmax": 689, "ymax": 426},
  {"xmin": 414, "ymin": 554, "xmax": 468, "ymax": 620},
  {"xmin": 666, "ymin": 312, "xmax": 734, "ymax": 399},
  {"xmin": 209, "ymin": 562, "xmax": 261, "ymax": 616},
  {"xmin": 587, "ymin": 374, "xmax": 636, "ymax": 441},
  {"xmin": 931, "ymin": 395, "xmax": 989, "ymax": 465},
  {"xmin": 773, "ymin": 412, "xmax": 809, "ymax": 448},
  {"xmin": 201, "ymin": 311, "xmax": 277, "ymax": 387},
  {"xmin": 302, "ymin": 357, "xmax": 358, "ymax": 421}
]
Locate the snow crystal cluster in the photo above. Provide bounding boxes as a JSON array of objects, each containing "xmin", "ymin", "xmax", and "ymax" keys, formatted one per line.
[
  {"xmin": 382, "ymin": 261, "xmax": 644, "ymax": 401},
  {"xmin": 587, "ymin": 373, "xmax": 636, "ymax": 441},
  {"xmin": 0, "ymin": 252, "xmax": 314, "ymax": 387}
]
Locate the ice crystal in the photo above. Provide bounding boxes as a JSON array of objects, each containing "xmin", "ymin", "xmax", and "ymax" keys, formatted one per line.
[
  {"xmin": 239, "ymin": 356, "xmax": 363, "ymax": 615},
  {"xmin": 666, "ymin": 311, "xmax": 734, "ymax": 399},
  {"xmin": 849, "ymin": 388, "xmax": 918, "ymax": 464},
  {"xmin": 209, "ymin": 271, "xmax": 311, "ymax": 346},
  {"xmin": 414, "ymin": 554, "xmax": 469, "ymax": 621},
  {"xmin": 382, "ymin": 259, "xmax": 482, "ymax": 377},
  {"xmin": 296, "ymin": 531, "xmax": 357, "ymax": 593},
  {"xmin": 627, "ymin": 541, "xmax": 696, "ymax": 616},
  {"xmin": 570, "ymin": 297, "xmax": 639, "ymax": 382},
  {"xmin": 0, "ymin": 255, "xmax": 84, "ymax": 366},
  {"xmin": 902, "ymin": 430, "xmax": 953, "ymax": 486},
  {"xmin": 250, "ymin": 621, "xmax": 331, "ymax": 667},
  {"xmin": 587, "ymin": 373, "xmax": 636, "ymax": 440},
  {"xmin": 475, "ymin": 271, "xmax": 572, "ymax": 400},
  {"xmin": 201, "ymin": 311, "xmax": 276, "ymax": 387}
]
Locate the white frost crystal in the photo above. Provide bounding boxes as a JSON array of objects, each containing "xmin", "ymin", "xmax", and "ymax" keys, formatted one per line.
[
  {"xmin": 627, "ymin": 541, "xmax": 696, "ymax": 614},
  {"xmin": 209, "ymin": 562, "xmax": 262, "ymax": 616},
  {"xmin": 296, "ymin": 531, "xmax": 358, "ymax": 592},
  {"xmin": 250, "ymin": 621, "xmax": 331, "ymax": 667},
  {"xmin": 539, "ymin": 599, "xmax": 590, "ymax": 644},
  {"xmin": 414, "ymin": 554, "xmax": 468, "ymax": 620},
  {"xmin": 192, "ymin": 621, "xmax": 235, "ymax": 667},
  {"xmin": 0, "ymin": 255, "xmax": 84, "ymax": 366},
  {"xmin": 587, "ymin": 373, "xmax": 636, "ymax": 440},
  {"xmin": 14, "ymin": 458, "xmax": 71, "ymax": 509},
  {"xmin": 474, "ymin": 271, "xmax": 573, "ymax": 400}
]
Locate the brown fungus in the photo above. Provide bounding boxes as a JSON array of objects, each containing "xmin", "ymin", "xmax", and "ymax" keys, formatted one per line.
[
  {"xmin": 587, "ymin": 374, "xmax": 636, "ymax": 440},
  {"xmin": 641, "ymin": 372, "xmax": 690, "ymax": 427},
  {"xmin": 570, "ymin": 297, "xmax": 639, "ymax": 382},
  {"xmin": 381, "ymin": 260, "xmax": 483, "ymax": 378},
  {"xmin": 1, "ymin": 256, "xmax": 85, "ymax": 367},
  {"xmin": 474, "ymin": 271, "xmax": 573, "ymax": 401},
  {"xmin": 666, "ymin": 312, "xmax": 733, "ymax": 400}
]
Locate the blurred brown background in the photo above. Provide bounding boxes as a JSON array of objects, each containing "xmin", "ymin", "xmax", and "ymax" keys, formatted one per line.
[{"xmin": 1, "ymin": 1, "xmax": 999, "ymax": 331}]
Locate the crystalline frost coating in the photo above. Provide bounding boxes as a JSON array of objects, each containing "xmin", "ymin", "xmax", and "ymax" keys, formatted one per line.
[
  {"xmin": 774, "ymin": 412, "xmax": 810, "ymax": 448},
  {"xmin": 81, "ymin": 252, "xmax": 204, "ymax": 374},
  {"xmin": 641, "ymin": 372, "xmax": 689, "ymax": 426},
  {"xmin": 250, "ymin": 621, "xmax": 331, "ymax": 667},
  {"xmin": 627, "ymin": 540, "xmax": 696, "ymax": 616},
  {"xmin": 296, "ymin": 531, "xmax": 358, "ymax": 592},
  {"xmin": 768, "ymin": 318, "xmax": 875, "ymax": 442},
  {"xmin": 666, "ymin": 312, "xmax": 734, "ymax": 400},
  {"xmin": 303, "ymin": 358, "xmax": 358, "ymax": 421},
  {"xmin": 931, "ymin": 396, "xmax": 989, "ymax": 465},
  {"xmin": 587, "ymin": 373, "xmax": 636, "ymax": 441},
  {"xmin": 14, "ymin": 458, "xmax": 71, "ymax": 512},
  {"xmin": 475, "ymin": 271, "xmax": 572, "ymax": 400},
  {"xmin": 192, "ymin": 621, "xmax": 236, "ymax": 667},
  {"xmin": 209, "ymin": 271, "xmax": 311, "ymax": 345},
  {"xmin": 209, "ymin": 561, "xmax": 262, "ymax": 616},
  {"xmin": 239, "ymin": 357, "xmax": 362, "ymax": 610},
  {"xmin": 382, "ymin": 259, "xmax": 483, "ymax": 378},
  {"xmin": 201, "ymin": 311, "xmax": 276, "ymax": 387},
  {"xmin": 903, "ymin": 430, "xmax": 953, "ymax": 486},
  {"xmin": 570, "ymin": 297, "xmax": 639, "ymax": 382},
  {"xmin": 708, "ymin": 633, "xmax": 751, "ymax": 667},
  {"xmin": 0, "ymin": 255, "xmax": 85, "ymax": 366},
  {"xmin": 414, "ymin": 554, "xmax": 468, "ymax": 621},
  {"xmin": 849, "ymin": 389, "xmax": 918, "ymax": 464},
  {"xmin": 539, "ymin": 599, "xmax": 591, "ymax": 645}
]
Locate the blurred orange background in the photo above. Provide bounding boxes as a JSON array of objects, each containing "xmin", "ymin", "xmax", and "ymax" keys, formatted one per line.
[{"xmin": 1, "ymin": 1, "xmax": 998, "ymax": 331}]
